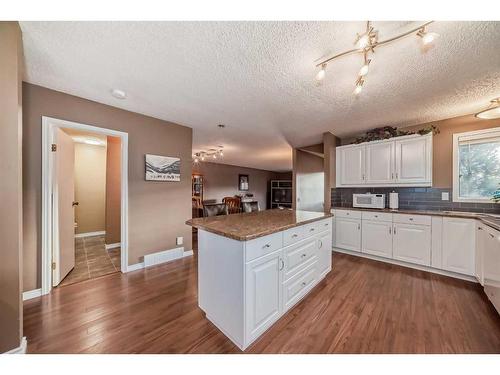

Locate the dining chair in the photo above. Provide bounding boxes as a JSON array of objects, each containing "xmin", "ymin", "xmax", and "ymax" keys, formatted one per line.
[
  {"xmin": 242, "ymin": 201, "xmax": 260, "ymax": 213},
  {"xmin": 203, "ymin": 203, "xmax": 229, "ymax": 217},
  {"xmin": 222, "ymin": 196, "xmax": 241, "ymax": 214}
]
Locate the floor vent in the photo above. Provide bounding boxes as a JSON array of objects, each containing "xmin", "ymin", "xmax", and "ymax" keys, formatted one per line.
[{"xmin": 144, "ymin": 247, "xmax": 184, "ymax": 268}]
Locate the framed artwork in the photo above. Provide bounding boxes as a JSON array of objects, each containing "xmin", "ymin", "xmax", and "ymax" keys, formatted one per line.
[
  {"xmin": 238, "ymin": 174, "xmax": 249, "ymax": 191},
  {"xmin": 145, "ymin": 154, "xmax": 180, "ymax": 182}
]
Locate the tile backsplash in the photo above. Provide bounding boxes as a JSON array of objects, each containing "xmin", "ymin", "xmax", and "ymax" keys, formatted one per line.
[{"xmin": 331, "ymin": 187, "xmax": 500, "ymax": 214}]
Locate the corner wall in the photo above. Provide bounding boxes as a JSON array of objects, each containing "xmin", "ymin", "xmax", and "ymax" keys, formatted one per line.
[{"xmin": 0, "ymin": 21, "xmax": 23, "ymax": 353}]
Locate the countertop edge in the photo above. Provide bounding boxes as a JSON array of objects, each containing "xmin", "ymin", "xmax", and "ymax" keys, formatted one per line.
[
  {"xmin": 331, "ymin": 207, "xmax": 500, "ymax": 231},
  {"xmin": 186, "ymin": 212, "xmax": 333, "ymax": 241}
]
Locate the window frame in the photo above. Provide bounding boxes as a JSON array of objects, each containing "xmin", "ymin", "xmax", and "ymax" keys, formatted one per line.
[{"xmin": 452, "ymin": 126, "xmax": 500, "ymax": 203}]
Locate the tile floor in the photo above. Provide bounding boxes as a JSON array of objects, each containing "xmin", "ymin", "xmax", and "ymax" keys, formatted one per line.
[{"xmin": 59, "ymin": 235, "xmax": 120, "ymax": 287}]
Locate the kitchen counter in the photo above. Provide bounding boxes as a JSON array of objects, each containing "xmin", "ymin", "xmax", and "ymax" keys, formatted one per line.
[
  {"xmin": 186, "ymin": 209, "xmax": 332, "ymax": 241},
  {"xmin": 332, "ymin": 206, "xmax": 500, "ymax": 231}
]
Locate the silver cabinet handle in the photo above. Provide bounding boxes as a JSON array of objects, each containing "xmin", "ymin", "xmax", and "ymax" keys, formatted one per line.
[
  {"xmin": 301, "ymin": 282, "xmax": 307, "ymax": 287},
  {"xmin": 263, "ymin": 243, "xmax": 271, "ymax": 249},
  {"xmin": 324, "ymin": 223, "xmax": 329, "ymax": 226},
  {"xmin": 409, "ymin": 218, "xmax": 414, "ymax": 221},
  {"xmin": 301, "ymin": 253, "xmax": 307, "ymax": 258},
  {"xmin": 391, "ymin": 173, "xmax": 394, "ymax": 179},
  {"xmin": 478, "ymin": 227, "xmax": 483, "ymax": 230},
  {"xmin": 319, "ymin": 240, "xmax": 323, "ymax": 249},
  {"xmin": 292, "ymin": 234, "xmax": 298, "ymax": 238},
  {"xmin": 358, "ymin": 223, "xmax": 360, "ymax": 230},
  {"xmin": 490, "ymin": 233, "xmax": 495, "ymax": 238},
  {"xmin": 374, "ymin": 215, "xmax": 378, "ymax": 218},
  {"xmin": 389, "ymin": 227, "xmax": 392, "ymax": 234},
  {"xmin": 393, "ymin": 226, "xmax": 396, "ymax": 235},
  {"xmin": 279, "ymin": 258, "xmax": 284, "ymax": 270},
  {"xmin": 310, "ymin": 228, "xmax": 315, "ymax": 232},
  {"xmin": 396, "ymin": 173, "xmax": 399, "ymax": 179}
]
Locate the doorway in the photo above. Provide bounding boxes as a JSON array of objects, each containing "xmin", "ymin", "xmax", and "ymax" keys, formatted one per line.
[{"xmin": 41, "ymin": 117, "xmax": 129, "ymax": 295}]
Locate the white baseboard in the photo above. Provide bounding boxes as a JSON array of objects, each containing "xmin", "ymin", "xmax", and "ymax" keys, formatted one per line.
[
  {"xmin": 75, "ymin": 231, "xmax": 105, "ymax": 238},
  {"xmin": 5, "ymin": 337, "xmax": 27, "ymax": 354},
  {"xmin": 23, "ymin": 288, "xmax": 42, "ymax": 301},
  {"xmin": 105, "ymin": 242, "xmax": 121, "ymax": 250},
  {"xmin": 126, "ymin": 248, "xmax": 193, "ymax": 273},
  {"xmin": 333, "ymin": 247, "xmax": 477, "ymax": 283}
]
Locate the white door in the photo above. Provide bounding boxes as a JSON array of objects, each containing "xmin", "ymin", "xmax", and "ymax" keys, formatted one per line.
[
  {"xmin": 393, "ymin": 223, "xmax": 431, "ymax": 266},
  {"xmin": 337, "ymin": 145, "xmax": 365, "ymax": 186},
  {"xmin": 362, "ymin": 220, "xmax": 393, "ymax": 259},
  {"xmin": 335, "ymin": 218, "xmax": 361, "ymax": 252},
  {"xmin": 365, "ymin": 141, "xmax": 394, "ymax": 184},
  {"xmin": 442, "ymin": 218, "xmax": 475, "ymax": 276},
  {"xmin": 394, "ymin": 136, "xmax": 432, "ymax": 184},
  {"xmin": 245, "ymin": 249, "xmax": 282, "ymax": 343},
  {"xmin": 53, "ymin": 128, "xmax": 76, "ymax": 286},
  {"xmin": 317, "ymin": 230, "xmax": 333, "ymax": 278}
]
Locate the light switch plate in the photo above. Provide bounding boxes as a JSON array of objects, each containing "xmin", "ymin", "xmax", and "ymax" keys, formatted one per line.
[
  {"xmin": 176, "ymin": 236, "xmax": 183, "ymax": 246},
  {"xmin": 441, "ymin": 192, "xmax": 449, "ymax": 201}
]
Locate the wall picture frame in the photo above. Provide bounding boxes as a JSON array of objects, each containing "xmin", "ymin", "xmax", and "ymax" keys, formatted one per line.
[
  {"xmin": 145, "ymin": 154, "xmax": 181, "ymax": 182},
  {"xmin": 238, "ymin": 174, "xmax": 249, "ymax": 191}
]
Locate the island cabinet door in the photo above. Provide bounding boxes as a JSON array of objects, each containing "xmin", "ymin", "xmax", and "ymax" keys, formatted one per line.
[
  {"xmin": 317, "ymin": 230, "xmax": 333, "ymax": 278},
  {"xmin": 245, "ymin": 249, "xmax": 283, "ymax": 344}
]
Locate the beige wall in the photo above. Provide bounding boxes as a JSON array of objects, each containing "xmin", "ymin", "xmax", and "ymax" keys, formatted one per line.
[
  {"xmin": 105, "ymin": 136, "xmax": 121, "ymax": 245},
  {"xmin": 340, "ymin": 114, "xmax": 500, "ymax": 188},
  {"xmin": 192, "ymin": 162, "xmax": 284, "ymax": 209},
  {"xmin": 23, "ymin": 83, "xmax": 193, "ymax": 291},
  {"xmin": 0, "ymin": 22, "xmax": 23, "ymax": 352},
  {"xmin": 74, "ymin": 142, "xmax": 107, "ymax": 234},
  {"xmin": 323, "ymin": 132, "xmax": 339, "ymax": 212}
]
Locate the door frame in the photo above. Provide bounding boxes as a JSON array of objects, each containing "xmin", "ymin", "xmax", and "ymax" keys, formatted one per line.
[{"xmin": 41, "ymin": 116, "xmax": 129, "ymax": 295}]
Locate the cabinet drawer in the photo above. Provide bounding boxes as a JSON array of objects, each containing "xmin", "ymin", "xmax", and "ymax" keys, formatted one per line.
[
  {"xmin": 283, "ymin": 262, "xmax": 317, "ymax": 311},
  {"xmin": 245, "ymin": 232, "xmax": 283, "ymax": 262},
  {"xmin": 361, "ymin": 211, "xmax": 393, "ymax": 222},
  {"xmin": 334, "ymin": 209, "xmax": 362, "ymax": 219},
  {"xmin": 283, "ymin": 226, "xmax": 306, "ymax": 246},
  {"xmin": 313, "ymin": 218, "xmax": 332, "ymax": 233},
  {"xmin": 393, "ymin": 213, "xmax": 431, "ymax": 226},
  {"xmin": 283, "ymin": 238, "xmax": 317, "ymax": 281}
]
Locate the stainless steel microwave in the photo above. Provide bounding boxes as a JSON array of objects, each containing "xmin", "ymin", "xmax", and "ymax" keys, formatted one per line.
[{"xmin": 353, "ymin": 193, "xmax": 385, "ymax": 209}]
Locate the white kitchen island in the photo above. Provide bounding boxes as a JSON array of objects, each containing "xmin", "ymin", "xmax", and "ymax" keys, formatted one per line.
[{"xmin": 187, "ymin": 209, "xmax": 333, "ymax": 350}]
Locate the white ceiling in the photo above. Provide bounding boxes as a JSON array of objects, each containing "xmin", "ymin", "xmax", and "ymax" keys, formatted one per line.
[{"xmin": 20, "ymin": 21, "xmax": 500, "ymax": 171}]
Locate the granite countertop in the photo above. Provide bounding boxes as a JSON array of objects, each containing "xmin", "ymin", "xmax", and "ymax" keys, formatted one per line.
[
  {"xmin": 332, "ymin": 206, "xmax": 500, "ymax": 231},
  {"xmin": 186, "ymin": 209, "xmax": 332, "ymax": 241}
]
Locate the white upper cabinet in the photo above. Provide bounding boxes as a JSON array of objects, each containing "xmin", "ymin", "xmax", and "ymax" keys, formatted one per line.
[
  {"xmin": 365, "ymin": 141, "xmax": 394, "ymax": 184},
  {"xmin": 336, "ymin": 133, "xmax": 432, "ymax": 187},
  {"xmin": 337, "ymin": 145, "xmax": 365, "ymax": 185},
  {"xmin": 394, "ymin": 135, "xmax": 432, "ymax": 184}
]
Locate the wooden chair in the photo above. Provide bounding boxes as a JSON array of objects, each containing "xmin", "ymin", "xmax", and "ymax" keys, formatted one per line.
[{"xmin": 223, "ymin": 196, "xmax": 241, "ymax": 214}]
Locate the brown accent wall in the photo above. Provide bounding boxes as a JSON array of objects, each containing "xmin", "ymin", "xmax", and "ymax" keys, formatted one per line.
[
  {"xmin": 74, "ymin": 142, "xmax": 107, "ymax": 234},
  {"xmin": 192, "ymin": 162, "xmax": 285, "ymax": 209},
  {"xmin": 340, "ymin": 114, "xmax": 500, "ymax": 188},
  {"xmin": 0, "ymin": 22, "xmax": 23, "ymax": 353},
  {"xmin": 105, "ymin": 136, "xmax": 122, "ymax": 245},
  {"xmin": 23, "ymin": 83, "xmax": 193, "ymax": 291}
]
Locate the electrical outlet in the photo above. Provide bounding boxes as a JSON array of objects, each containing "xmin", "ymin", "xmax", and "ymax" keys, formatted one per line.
[
  {"xmin": 176, "ymin": 236, "xmax": 183, "ymax": 246},
  {"xmin": 441, "ymin": 192, "xmax": 449, "ymax": 201}
]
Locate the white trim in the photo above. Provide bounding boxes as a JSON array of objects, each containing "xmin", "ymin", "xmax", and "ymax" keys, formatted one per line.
[
  {"xmin": 126, "ymin": 262, "xmax": 144, "ymax": 272},
  {"xmin": 75, "ymin": 231, "xmax": 105, "ymax": 238},
  {"xmin": 4, "ymin": 337, "xmax": 27, "ymax": 354},
  {"xmin": 333, "ymin": 247, "xmax": 477, "ymax": 283},
  {"xmin": 42, "ymin": 116, "xmax": 129, "ymax": 295},
  {"xmin": 126, "ymin": 249, "xmax": 194, "ymax": 272},
  {"xmin": 22, "ymin": 289, "xmax": 42, "ymax": 301},
  {"xmin": 105, "ymin": 242, "xmax": 121, "ymax": 250},
  {"xmin": 453, "ymin": 126, "xmax": 500, "ymax": 203}
]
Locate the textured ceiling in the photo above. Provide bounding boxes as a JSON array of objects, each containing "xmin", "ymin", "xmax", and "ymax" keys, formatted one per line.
[{"xmin": 20, "ymin": 21, "xmax": 500, "ymax": 171}]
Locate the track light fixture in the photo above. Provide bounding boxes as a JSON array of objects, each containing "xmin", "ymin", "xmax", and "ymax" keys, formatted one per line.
[
  {"xmin": 315, "ymin": 21, "xmax": 439, "ymax": 95},
  {"xmin": 193, "ymin": 146, "xmax": 224, "ymax": 163}
]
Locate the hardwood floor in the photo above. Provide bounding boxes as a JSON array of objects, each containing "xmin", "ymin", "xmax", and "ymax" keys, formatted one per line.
[{"xmin": 24, "ymin": 252, "xmax": 500, "ymax": 353}]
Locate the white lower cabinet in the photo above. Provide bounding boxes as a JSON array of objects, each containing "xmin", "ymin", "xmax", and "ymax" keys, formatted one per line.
[
  {"xmin": 392, "ymin": 223, "xmax": 431, "ymax": 266},
  {"xmin": 442, "ymin": 217, "xmax": 475, "ymax": 276},
  {"xmin": 335, "ymin": 217, "xmax": 361, "ymax": 252},
  {"xmin": 283, "ymin": 263, "xmax": 317, "ymax": 311},
  {"xmin": 245, "ymin": 249, "xmax": 282, "ymax": 343},
  {"xmin": 361, "ymin": 220, "xmax": 393, "ymax": 259},
  {"xmin": 317, "ymin": 229, "xmax": 333, "ymax": 278}
]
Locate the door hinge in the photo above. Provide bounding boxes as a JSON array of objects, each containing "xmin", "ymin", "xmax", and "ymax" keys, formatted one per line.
[
  {"xmin": 51, "ymin": 144, "xmax": 57, "ymax": 152},
  {"xmin": 52, "ymin": 262, "xmax": 56, "ymax": 270}
]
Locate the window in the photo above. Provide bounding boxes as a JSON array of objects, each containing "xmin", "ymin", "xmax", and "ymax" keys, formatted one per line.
[{"xmin": 453, "ymin": 127, "xmax": 500, "ymax": 203}]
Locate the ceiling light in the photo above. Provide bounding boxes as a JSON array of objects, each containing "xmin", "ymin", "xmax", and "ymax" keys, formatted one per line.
[
  {"xmin": 475, "ymin": 98, "xmax": 500, "ymax": 119},
  {"xmin": 201, "ymin": 154, "xmax": 205, "ymax": 161},
  {"xmin": 194, "ymin": 157, "xmax": 199, "ymax": 163},
  {"xmin": 315, "ymin": 21, "xmax": 436, "ymax": 95},
  {"xmin": 111, "ymin": 89, "xmax": 127, "ymax": 100},
  {"xmin": 417, "ymin": 29, "xmax": 439, "ymax": 46},
  {"xmin": 315, "ymin": 64, "xmax": 326, "ymax": 81}
]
